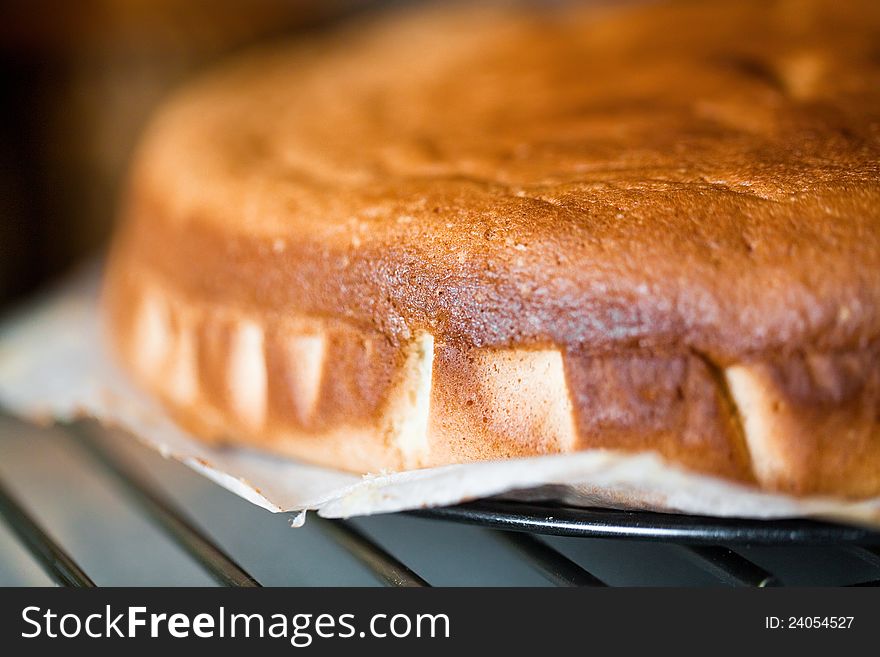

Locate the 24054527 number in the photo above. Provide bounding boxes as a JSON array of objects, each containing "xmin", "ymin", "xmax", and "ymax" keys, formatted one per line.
[{"xmin": 764, "ymin": 616, "xmax": 854, "ymax": 629}]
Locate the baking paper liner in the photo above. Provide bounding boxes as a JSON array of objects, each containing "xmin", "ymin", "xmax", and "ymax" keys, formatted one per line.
[{"xmin": 2, "ymin": 267, "xmax": 879, "ymax": 527}]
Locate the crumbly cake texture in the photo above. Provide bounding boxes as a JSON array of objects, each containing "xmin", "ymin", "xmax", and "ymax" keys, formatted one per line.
[{"xmin": 103, "ymin": 0, "xmax": 880, "ymax": 497}]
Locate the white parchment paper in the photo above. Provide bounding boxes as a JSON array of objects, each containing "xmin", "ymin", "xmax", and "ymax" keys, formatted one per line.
[{"xmin": 2, "ymin": 268, "xmax": 879, "ymax": 527}]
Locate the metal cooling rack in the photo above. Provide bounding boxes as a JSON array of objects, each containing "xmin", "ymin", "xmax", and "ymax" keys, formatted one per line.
[{"xmin": 0, "ymin": 416, "xmax": 878, "ymax": 588}]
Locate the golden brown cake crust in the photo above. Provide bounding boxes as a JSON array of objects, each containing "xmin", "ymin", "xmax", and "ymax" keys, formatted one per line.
[{"xmin": 103, "ymin": 0, "xmax": 880, "ymax": 497}]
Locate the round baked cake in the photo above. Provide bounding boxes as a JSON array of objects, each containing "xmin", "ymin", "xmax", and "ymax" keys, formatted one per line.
[{"xmin": 102, "ymin": 0, "xmax": 880, "ymax": 497}]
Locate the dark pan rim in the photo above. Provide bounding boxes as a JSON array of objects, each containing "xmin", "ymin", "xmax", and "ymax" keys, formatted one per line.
[{"xmin": 411, "ymin": 499, "xmax": 880, "ymax": 546}]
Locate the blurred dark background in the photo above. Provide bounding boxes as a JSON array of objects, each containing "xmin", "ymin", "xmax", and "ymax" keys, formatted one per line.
[{"xmin": 0, "ymin": 0, "xmax": 394, "ymax": 311}]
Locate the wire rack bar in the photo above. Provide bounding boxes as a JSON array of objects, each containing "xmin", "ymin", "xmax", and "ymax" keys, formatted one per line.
[
  {"xmin": 315, "ymin": 518, "xmax": 429, "ymax": 587},
  {"xmin": 848, "ymin": 545, "xmax": 880, "ymax": 569},
  {"xmin": 496, "ymin": 531, "xmax": 606, "ymax": 586},
  {"xmin": 67, "ymin": 424, "xmax": 260, "ymax": 587},
  {"xmin": 0, "ymin": 477, "xmax": 95, "ymax": 587},
  {"xmin": 413, "ymin": 500, "xmax": 880, "ymax": 546},
  {"xmin": 680, "ymin": 545, "xmax": 778, "ymax": 587}
]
